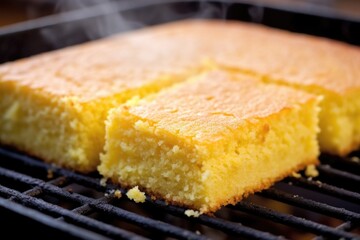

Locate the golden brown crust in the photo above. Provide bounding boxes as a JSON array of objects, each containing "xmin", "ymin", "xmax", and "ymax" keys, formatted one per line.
[
  {"xmin": 157, "ymin": 19, "xmax": 360, "ymax": 95},
  {"xmin": 2, "ymin": 19, "xmax": 359, "ymax": 101},
  {"xmin": 129, "ymin": 71, "xmax": 316, "ymax": 143}
]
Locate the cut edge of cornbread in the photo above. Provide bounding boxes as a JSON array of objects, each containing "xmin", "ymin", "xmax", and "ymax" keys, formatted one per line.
[
  {"xmin": 217, "ymin": 65, "xmax": 360, "ymax": 156},
  {"xmin": 260, "ymin": 79, "xmax": 360, "ymax": 156},
  {"xmin": 0, "ymin": 74, "xmax": 189, "ymax": 173},
  {"xmin": 99, "ymin": 73, "xmax": 321, "ymax": 213}
]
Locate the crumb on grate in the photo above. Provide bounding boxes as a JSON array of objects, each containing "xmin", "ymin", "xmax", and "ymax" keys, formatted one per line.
[
  {"xmin": 305, "ymin": 164, "xmax": 319, "ymax": 178},
  {"xmin": 126, "ymin": 186, "xmax": 146, "ymax": 203},
  {"xmin": 291, "ymin": 172, "xmax": 301, "ymax": 178},
  {"xmin": 100, "ymin": 177, "xmax": 107, "ymax": 187},
  {"xmin": 184, "ymin": 209, "xmax": 201, "ymax": 218},
  {"xmin": 114, "ymin": 189, "xmax": 122, "ymax": 199}
]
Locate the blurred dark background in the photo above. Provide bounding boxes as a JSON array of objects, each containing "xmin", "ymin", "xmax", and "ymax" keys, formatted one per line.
[
  {"xmin": 1, "ymin": 0, "xmax": 360, "ymax": 27},
  {"xmin": 0, "ymin": 0, "xmax": 359, "ymax": 63}
]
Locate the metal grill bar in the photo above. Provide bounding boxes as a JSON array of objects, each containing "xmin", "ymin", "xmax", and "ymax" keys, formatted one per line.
[
  {"xmin": 0, "ymin": 148, "xmax": 105, "ymax": 192},
  {"xmin": 22, "ymin": 177, "xmax": 68, "ymax": 197},
  {"xmin": 260, "ymin": 188, "xmax": 360, "ymax": 221},
  {"xmin": 0, "ymin": 185, "xmax": 147, "ymax": 240},
  {"xmin": 230, "ymin": 202, "xmax": 358, "ymax": 239},
  {"xmin": 0, "ymin": 146, "xmax": 359, "ymax": 239},
  {"xmin": 0, "ymin": 197, "xmax": 109, "ymax": 240},
  {"xmin": 313, "ymin": 222, "xmax": 354, "ymax": 240},
  {"xmin": 319, "ymin": 154, "xmax": 360, "ymax": 173},
  {"xmin": 0, "ymin": 148, "xmax": 284, "ymax": 240},
  {"xmin": 287, "ymin": 177, "xmax": 360, "ymax": 204},
  {"xmin": 0, "ymin": 166, "xmax": 206, "ymax": 240},
  {"xmin": 148, "ymin": 198, "xmax": 284, "ymax": 240},
  {"xmin": 317, "ymin": 164, "xmax": 360, "ymax": 184}
]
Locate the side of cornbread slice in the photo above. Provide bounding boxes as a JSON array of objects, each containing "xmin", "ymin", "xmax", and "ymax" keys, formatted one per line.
[
  {"xmin": 99, "ymin": 71, "xmax": 320, "ymax": 213},
  {"xmin": 0, "ymin": 30, "xmax": 205, "ymax": 172},
  {"xmin": 138, "ymin": 20, "xmax": 360, "ymax": 155}
]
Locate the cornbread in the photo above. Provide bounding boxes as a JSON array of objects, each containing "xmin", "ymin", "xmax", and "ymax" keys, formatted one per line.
[
  {"xmin": 291, "ymin": 172, "xmax": 301, "ymax": 179},
  {"xmin": 99, "ymin": 71, "xmax": 320, "ymax": 212},
  {"xmin": 125, "ymin": 20, "xmax": 360, "ymax": 155},
  {"xmin": 305, "ymin": 165, "xmax": 319, "ymax": 178},
  {"xmin": 184, "ymin": 210, "xmax": 201, "ymax": 218},
  {"xmin": 114, "ymin": 189, "xmax": 122, "ymax": 199},
  {"xmin": 0, "ymin": 28, "xmax": 206, "ymax": 172},
  {"xmin": 126, "ymin": 186, "xmax": 146, "ymax": 203}
]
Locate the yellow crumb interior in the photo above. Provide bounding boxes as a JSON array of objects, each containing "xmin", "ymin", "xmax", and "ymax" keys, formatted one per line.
[
  {"xmin": 0, "ymin": 77, "xmax": 181, "ymax": 172},
  {"xmin": 316, "ymin": 89, "xmax": 360, "ymax": 155},
  {"xmin": 99, "ymin": 97, "xmax": 319, "ymax": 212},
  {"xmin": 258, "ymin": 77, "xmax": 360, "ymax": 155}
]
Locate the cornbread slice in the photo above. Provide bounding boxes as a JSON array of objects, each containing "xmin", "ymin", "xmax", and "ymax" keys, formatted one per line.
[
  {"xmin": 130, "ymin": 20, "xmax": 360, "ymax": 155},
  {"xmin": 99, "ymin": 71, "xmax": 320, "ymax": 212},
  {"xmin": 0, "ymin": 29, "xmax": 206, "ymax": 172}
]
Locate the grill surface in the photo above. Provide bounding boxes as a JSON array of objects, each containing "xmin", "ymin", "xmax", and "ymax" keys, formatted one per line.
[
  {"xmin": 0, "ymin": 147, "xmax": 359, "ymax": 239},
  {"xmin": 0, "ymin": 1, "xmax": 360, "ymax": 239}
]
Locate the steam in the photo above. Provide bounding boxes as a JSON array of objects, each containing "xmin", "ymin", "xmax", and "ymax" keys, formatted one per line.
[{"xmin": 40, "ymin": 0, "xmax": 231, "ymax": 49}]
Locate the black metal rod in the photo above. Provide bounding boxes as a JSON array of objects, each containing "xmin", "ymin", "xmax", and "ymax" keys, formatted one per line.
[
  {"xmin": 147, "ymin": 198, "xmax": 284, "ymax": 240},
  {"xmin": 317, "ymin": 164, "xmax": 360, "ymax": 185},
  {"xmin": 260, "ymin": 188, "xmax": 360, "ymax": 221},
  {"xmin": 0, "ymin": 167, "xmax": 206, "ymax": 240},
  {"xmin": 1, "ymin": 147, "xmax": 359, "ymax": 239},
  {"xmin": 287, "ymin": 177, "xmax": 360, "ymax": 204},
  {"xmin": 319, "ymin": 154, "xmax": 360, "ymax": 174},
  {"xmin": 230, "ymin": 202, "xmax": 358, "ymax": 239},
  {"xmin": 0, "ymin": 185, "xmax": 148, "ymax": 240},
  {"xmin": 0, "ymin": 197, "xmax": 109, "ymax": 240},
  {"xmin": 0, "ymin": 148, "xmax": 290, "ymax": 239},
  {"xmin": 23, "ymin": 177, "xmax": 68, "ymax": 197},
  {"xmin": 312, "ymin": 221, "xmax": 355, "ymax": 240}
]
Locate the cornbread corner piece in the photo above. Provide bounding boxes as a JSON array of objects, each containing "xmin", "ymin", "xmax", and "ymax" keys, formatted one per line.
[
  {"xmin": 99, "ymin": 71, "xmax": 321, "ymax": 213},
  {"xmin": 163, "ymin": 19, "xmax": 360, "ymax": 155},
  {"xmin": 0, "ymin": 29, "xmax": 201, "ymax": 173}
]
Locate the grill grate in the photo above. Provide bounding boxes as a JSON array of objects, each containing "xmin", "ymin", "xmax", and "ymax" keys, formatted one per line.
[
  {"xmin": 0, "ymin": 1, "xmax": 360, "ymax": 239},
  {"xmin": 0, "ymin": 146, "xmax": 359, "ymax": 240}
]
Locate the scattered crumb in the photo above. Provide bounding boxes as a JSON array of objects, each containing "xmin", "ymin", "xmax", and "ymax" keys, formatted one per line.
[
  {"xmin": 195, "ymin": 230, "xmax": 201, "ymax": 235},
  {"xmin": 288, "ymin": 182, "xmax": 293, "ymax": 186},
  {"xmin": 104, "ymin": 193, "xmax": 109, "ymax": 197},
  {"xmin": 305, "ymin": 164, "xmax": 319, "ymax": 178},
  {"xmin": 350, "ymin": 156, "xmax": 360, "ymax": 163},
  {"xmin": 184, "ymin": 209, "xmax": 201, "ymax": 218},
  {"xmin": 126, "ymin": 186, "xmax": 146, "ymax": 203},
  {"xmin": 67, "ymin": 188, "xmax": 73, "ymax": 193},
  {"xmin": 291, "ymin": 172, "xmax": 301, "ymax": 178},
  {"xmin": 47, "ymin": 169, "xmax": 54, "ymax": 179},
  {"xmin": 114, "ymin": 189, "xmax": 122, "ymax": 199},
  {"xmin": 100, "ymin": 178, "xmax": 107, "ymax": 187}
]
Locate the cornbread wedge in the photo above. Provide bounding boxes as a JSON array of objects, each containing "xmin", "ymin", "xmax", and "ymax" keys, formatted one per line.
[
  {"xmin": 0, "ymin": 30, "xmax": 205, "ymax": 172},
  {"xmin": 150, "ymin": 20, "xmax": 360, "ymax": 155},
  {"xmin": 99, "ymin": 71, "xmax": 320, "ymax": 212}
]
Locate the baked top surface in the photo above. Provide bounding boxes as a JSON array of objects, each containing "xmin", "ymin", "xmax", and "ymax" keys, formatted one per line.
[
  {"xmin": 1, "ymin": 19, "xmax": 359, "ymax": 101},
  {"xmin": 158, "ymin": 20, "xmax": 360, "ymax": 94},
  {"xmin": 127, "ymin": 71, "xmax": 316, "ymax": 142},
  {"xmin": 0, "ymin": 27, "xmax": 204, "ymax": 102}
]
